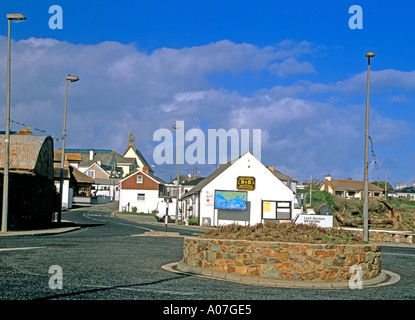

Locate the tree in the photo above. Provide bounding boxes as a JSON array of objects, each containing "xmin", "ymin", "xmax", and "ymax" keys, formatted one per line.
[{"xmin": 371, "ymin": 181, "xmax": 394, "ymax": 194}]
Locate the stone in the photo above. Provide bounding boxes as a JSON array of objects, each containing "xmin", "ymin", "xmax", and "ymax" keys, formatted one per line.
[
  {"xmin": 276, "ymin": 262, "xmax": 291, "ymax": 270},
  {"xmin": 314, "ymin": 249, "xmax": 336, "ymax": 258},
  {"xmin": 236, "ymin": 266, "xmax": 248, "ymax": 276},
  {"xmin": 248, "ymin": 266, "xmax": 261, "ymax": 276},
  {"xmin": 321, "ymin": 267, "xmax": 339, "ymax": 280},
  {"xmin": 262, "ymin": 248, "xmax": 277, "ymax": 256}
]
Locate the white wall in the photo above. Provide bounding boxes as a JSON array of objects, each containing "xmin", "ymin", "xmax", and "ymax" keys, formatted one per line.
[
  {"xmin": 55, "ymin": 180, "xmax": 71, "ymax": 211},
  {"xmin": 199, "ymin": 152, "xmax": 295, "ymax": 226},
  {"xmin": 119, "ymin": 189, "xmax": 159, "ymax": 213}
]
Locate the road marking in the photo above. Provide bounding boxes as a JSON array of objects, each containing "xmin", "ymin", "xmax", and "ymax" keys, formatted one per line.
[{"xmin": 0, "ymin": 246, "xmax": 46, "ymax": 252}]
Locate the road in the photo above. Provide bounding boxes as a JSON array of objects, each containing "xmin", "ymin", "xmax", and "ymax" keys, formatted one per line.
[{"xmin": 0, "ymin": 202, "xmax": 414, "ymax": 305}]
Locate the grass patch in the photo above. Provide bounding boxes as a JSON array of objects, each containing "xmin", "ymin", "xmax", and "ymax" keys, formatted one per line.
[{"xmin": 201, "ymin": 222, "xmax": 364, "ymax": 244}]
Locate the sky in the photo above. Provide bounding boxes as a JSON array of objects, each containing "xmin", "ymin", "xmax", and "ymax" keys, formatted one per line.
[{"xmin": 0, "ymin": 0, "xmax": 414, "ymax": 187}]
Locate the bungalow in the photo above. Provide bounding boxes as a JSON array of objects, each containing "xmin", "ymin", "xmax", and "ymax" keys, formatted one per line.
[
  {"xmin": 181, "ymin": 151, "xmax": 297, "ymax": 227},
  {"xmin": 319, "ymin": 175, "xmax": 384, "ymax": 199},
  {"xmin": 118, "ymin": 169, "xmax": 166, "ymax": 213},
  {"xmin": 389, "ymin": 186, "xmax": 415, "ymax": 201}
]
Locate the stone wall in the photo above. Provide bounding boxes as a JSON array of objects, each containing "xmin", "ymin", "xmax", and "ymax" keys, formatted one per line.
[{"xmin": 182, "ymin": 237, "xmax": 381, "ymax": 283}]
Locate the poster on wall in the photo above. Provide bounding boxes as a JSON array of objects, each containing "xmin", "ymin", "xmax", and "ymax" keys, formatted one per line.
[
  {"xmin": 205, "ymin": 190, "xmax": 214, "ymax": 206},
  {"xmin": 262, "ymin": 201, "xmax": 276, "ymax": 219},
  {"xmin": 214, "ymin": 190, "xmax": 247, "ymax": 211}
]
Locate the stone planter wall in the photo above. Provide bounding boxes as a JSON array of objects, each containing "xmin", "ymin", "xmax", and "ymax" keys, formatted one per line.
[{"xmin": 182, "ymin": 237, "xmax": 381, "ymax": 283}]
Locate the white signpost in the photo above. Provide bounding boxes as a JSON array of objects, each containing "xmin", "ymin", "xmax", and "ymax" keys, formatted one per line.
[{"xmin": 294, "ymin": 214, "xmax": 333, "ymax": 228}]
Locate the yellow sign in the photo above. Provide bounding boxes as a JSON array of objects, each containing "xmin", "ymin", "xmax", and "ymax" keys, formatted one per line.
[{"xmin": 237, "ymin": 176, "xmax": 255, "ymax": 191}]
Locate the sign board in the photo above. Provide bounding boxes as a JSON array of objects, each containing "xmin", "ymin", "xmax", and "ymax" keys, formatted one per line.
[
  {"xmin": 205, "ymin": 191, "xmax": 214, "ymax": 206},
  {"xmin": 237, "ymin": 176, "xmax": 255, "ymax": 191},
  {"xmin": 214, "ymin": 190, "xmax": 247, "ymax": 211},
  {"xmin": 294, "ymin": 214, "xmax": 333, "ymax": 228}
]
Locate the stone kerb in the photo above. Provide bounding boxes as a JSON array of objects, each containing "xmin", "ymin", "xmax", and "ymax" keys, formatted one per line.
[{"xmin": 180, "ymin": 237, "xmax": 381, "ymax": 286}]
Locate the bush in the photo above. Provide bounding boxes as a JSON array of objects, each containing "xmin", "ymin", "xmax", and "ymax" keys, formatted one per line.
[
  {"xmin": 187, "ymin": 216, "xmax": 199, "ymax": 225},
  {"xmin": 131, "ymin": 206, "xmax": 138, "ymax": 212},
  {"xmin": 304, "ymin": 190, "xmax": 335, "ymax": 211},
  {"xmin": 201, "ymin": 222, "xmax": 363, "ymax": 244}
]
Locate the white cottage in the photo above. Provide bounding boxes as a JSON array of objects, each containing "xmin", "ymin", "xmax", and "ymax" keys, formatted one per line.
[
  {"xmin": 182, "ymin": 151, "xmax": 297, "ymax": 226},
  {"xmin": 118, "ymin": 169, "xmax": 166, "ymax": 213}
]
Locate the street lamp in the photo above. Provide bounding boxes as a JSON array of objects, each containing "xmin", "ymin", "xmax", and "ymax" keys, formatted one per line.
[
  {"xmin": 172, "ymin": 124, "xmax": 182, "ymax": 223},
  {"xmin": 363, "ymin": 50, "xmax": 375, "ymax": 242},
  {"xmin": 58, "ymin": 75, "xmax": 79, "ymax": 223},
  {"xmin": 1, "ymin": 13, "xmax": 26, "ymax": 233}
]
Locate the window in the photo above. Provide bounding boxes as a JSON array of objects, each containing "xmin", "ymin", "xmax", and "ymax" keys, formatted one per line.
[
  {"xmin": 137, "ymin": 193, "xmax": 145, "ymax": 201},
  {"xmin": 87, "ymin": 170, "xmax": 95, "ymax": 178},
  {"xmin": 276, "ymin": 201, "xmax": 291, "ymax": 220},
  {"xmin": 137, "ymin": 175, "xmax": 143, "ymax": 183}
]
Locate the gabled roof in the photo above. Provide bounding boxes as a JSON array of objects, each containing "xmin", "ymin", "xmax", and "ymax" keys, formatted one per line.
[
  {"xmin": 119, "ymin": 169, "xmax": 166, "ymax": 185},
  {"xmin": 183, "ymin": 151, "xmax": 292, "ymax": 198},
  {"xmin": 69, "ymin": 166, "xmax": 95, "ymax": 184}
]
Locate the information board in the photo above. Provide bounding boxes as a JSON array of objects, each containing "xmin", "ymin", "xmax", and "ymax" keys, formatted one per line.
[{"xmin": 214, "ymin": 190, "xmax": 247, "ymax": 211}]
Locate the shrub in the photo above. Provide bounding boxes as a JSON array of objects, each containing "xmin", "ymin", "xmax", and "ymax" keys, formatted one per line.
[
  {"xmin": 201, "ymin": 222, "xmax": 363, "ymax": 244},
  {"xmin": 131, "ymin": 206, "xmax": 138, "ymax": 212},
  {"xmin": 304, "ymin": 190, "xmax": 335, "ymax": 211}
]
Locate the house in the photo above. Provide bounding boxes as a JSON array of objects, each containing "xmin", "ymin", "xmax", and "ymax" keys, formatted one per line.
[
  {"xmin": 319, "ymin": 175, "xmax": 384, "ymax": 199},
  {"xmin": 53, "ymin": 150, "xmax": 95, "ymax": 208},
  {"xmin": 389, "ymin": 186, "xmax": 415, "ymax": 201},
  {"xmin": 181, "ymin": 151, "xmax": 297, "ymax": 226},
  {"xmin": 118, "ymin": 169, "xmax": 167, "ymax": 213},
  {"xmin": 0, "ymin": 131, "xmax": 55, "ymax": 230},
  {"xmin": 63, "ymin": 149, "xmax": 123, "ymax": 201}
]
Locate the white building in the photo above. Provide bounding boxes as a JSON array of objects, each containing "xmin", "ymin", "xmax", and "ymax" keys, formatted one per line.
[
  {"xmin": 182, "ymin": 151, "xmax": 298, "ymax": 226},
  {"xmin": 118, "ymin": 169, "xmax": 166, "ymax": 213}
]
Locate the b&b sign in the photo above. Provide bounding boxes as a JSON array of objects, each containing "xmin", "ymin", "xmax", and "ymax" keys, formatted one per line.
[{"xmin": 237, "ymin": 176, "xmax": 255, "ymax": 191}]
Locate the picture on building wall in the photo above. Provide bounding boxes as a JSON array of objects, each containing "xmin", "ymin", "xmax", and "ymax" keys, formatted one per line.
[{"xmin": 214, "ymin": 190, "xmax": 247, "ymax": 211}]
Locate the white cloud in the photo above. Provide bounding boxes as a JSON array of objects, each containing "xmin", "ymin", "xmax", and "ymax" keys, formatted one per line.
[{"xmin": 0, "ymin": 36, "xmax": 412, "ymax": 183}]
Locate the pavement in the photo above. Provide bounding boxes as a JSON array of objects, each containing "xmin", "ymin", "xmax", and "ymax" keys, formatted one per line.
[{"xmin": 0, "ymin": 221, "xmax": 81, "ymax": 237}]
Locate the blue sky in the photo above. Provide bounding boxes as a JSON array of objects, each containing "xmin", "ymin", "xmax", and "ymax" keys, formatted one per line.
[{"xmin": 0, "ymin": 0, "xmax": 414, "ymax": 187}]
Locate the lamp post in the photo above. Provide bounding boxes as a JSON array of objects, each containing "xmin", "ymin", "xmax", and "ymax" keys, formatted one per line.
[
  {"xmin": 363, "ymin": 50, "xmax": 375, "ymax": 242},
  {"xmin": 58, "ymin": 75, "xmax": 79, "ymax": 223},
  {"xmin": 172, "ymin": 124, "xmax": 182, "ymax": 223},
  {"xmin": 1, "ymin": 13, "xmax": 26, "ymax": 233}
]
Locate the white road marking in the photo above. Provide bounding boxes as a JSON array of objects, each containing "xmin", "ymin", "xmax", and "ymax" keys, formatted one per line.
[{"xmin": 0, "ymin": 246, "xmax": 46, "ymax": 252}]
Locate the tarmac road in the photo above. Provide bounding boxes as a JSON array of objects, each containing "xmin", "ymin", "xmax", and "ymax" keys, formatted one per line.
[{"xmin": 0, "ymin": 202, "xmax": 414, "ymax": 306}]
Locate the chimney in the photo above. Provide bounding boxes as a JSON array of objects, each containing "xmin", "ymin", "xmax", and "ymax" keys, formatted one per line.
[
  {"xmin": 267, "ymin": 166, "xmax": 275, "ymax": 171},
  {"xmin": 143, "ymin": 167, "xmax": 149, "ymax": 173},
  {"xmin": 325, "ymin": 174, "xmax": 332, "ymax": 181},
  {"xmin": 97, "ymin": 158, "xmax": 101, "ymax": 166},
  {"xmin": 89, "ymin": 149, "xmax": 94, "ymax": 160}
]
